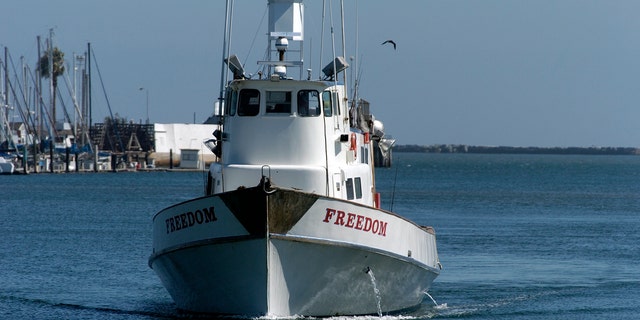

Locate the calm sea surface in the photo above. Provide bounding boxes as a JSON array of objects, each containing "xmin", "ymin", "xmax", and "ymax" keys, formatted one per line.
[{"xmin": 1, "ymin": 153, "xmax": 638, "ymax": 319}]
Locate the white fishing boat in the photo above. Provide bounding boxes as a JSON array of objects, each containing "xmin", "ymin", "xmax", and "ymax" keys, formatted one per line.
[
  {"xmin": 0, "ymin": 156, "xmax": 15, "ymax": 174},
  {"xmin": 149, "ymin": 0, "xmax": 441, "ymax": 316}
]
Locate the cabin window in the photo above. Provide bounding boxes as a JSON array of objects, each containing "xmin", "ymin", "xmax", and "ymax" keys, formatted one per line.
[
  {"xmin": 322, "ymin": 91, "xmax": 332, "ymax": 117},
  {"xmin": 333, "ymin": 92, "xmax": 341, "ymax": 116},
  {"xmin": 297, "ymin": 90, "xmax": 320, "ymax": 117},
  {"xmin": 206, "ymin": 174, "xmax": 214, "ymax": 195},
  {"xmin": 346, "ymin": 178, "xmax": 355, "ymax": 200},
  {"xmin": 360, "ymin": 146, "xmax": 369, "ymax": 164},
  {"xmin": 238, "ymin": 89, "xmax": 260, "ymax": 116},
  {"xmin": 355, "ymin": 177, "xmax": 362, "ymax": 199},
  {"xmin": 227, "ymin": 90, "xmax": 238, "ymax": 116},
  {"xmin": 266, "ymin": 91, "xmax": 291, "ymax": 114}
]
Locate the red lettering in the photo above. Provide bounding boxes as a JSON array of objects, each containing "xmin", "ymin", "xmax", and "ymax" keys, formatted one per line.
[
  {"xmin": 346, "ymin": 213, "xmax": 356, "ymax": 228},
  {"xmin": 323, "ymin": 208, "xmax": 336, "ymax": 222},
  {"xmin": 355, "ymin": 215, "xmax": 365, "ymax": 230},
  {"xmin": 363, "ymin": 217, "xmax": 372, "ymax": 232},
  {"xmin": 321, "ymin": 207, "xmax": 388, "ymax": 237},
  {"xmin": 335, "ymin": 211, "xmax": 346, "ymax": 226},
  {"xmin": 378, "ymin": 221, "xmax": 388, "ymax": 236}
]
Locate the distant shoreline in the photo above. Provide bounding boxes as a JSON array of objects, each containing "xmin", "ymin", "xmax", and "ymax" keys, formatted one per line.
[{"xmin": 394, "ymin": 144, "xmax": 640, "ymax": 156}]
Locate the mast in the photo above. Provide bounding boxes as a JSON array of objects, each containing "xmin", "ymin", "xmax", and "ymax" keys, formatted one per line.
[
  {"xmin": 87, "ymin": 43, "xmax": 92, "ymax": 136},
  {"xmin": 73, "ymin": 52, "xmax": 78, "ymax": 140},
  {"xmin": 48, "ymin": 29, "xmax": 54, "ymax": 133},
  {"xmin": 36, "ymin": 36, "xmax": 42, "ymax": 139},
  {"xmin": 2, "ymin": 47, "xmax": 8, "ymax": 148},
  {"xmin": 259, "ymin": 0, "xmax": 304, "ymax": 79}
]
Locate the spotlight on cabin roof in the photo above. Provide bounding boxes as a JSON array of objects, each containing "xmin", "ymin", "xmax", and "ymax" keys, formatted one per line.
[
  {"xmin": 322, "ymin": 56, "xmax": 349, "ymax": 80},
  {"xmin": 225, "ymin": 54, "xmax": 245, "ymax": 79}
]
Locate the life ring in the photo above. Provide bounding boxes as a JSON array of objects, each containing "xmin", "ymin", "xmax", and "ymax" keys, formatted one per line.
[{"xmin": 350, "ymin": 133, "xmax": 357, "ymax": 159}]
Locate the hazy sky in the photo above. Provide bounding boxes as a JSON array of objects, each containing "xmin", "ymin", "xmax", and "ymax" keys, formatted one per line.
[{"xmin": 2, "ymin": 0, "xmax": 639, "ymax": 147}]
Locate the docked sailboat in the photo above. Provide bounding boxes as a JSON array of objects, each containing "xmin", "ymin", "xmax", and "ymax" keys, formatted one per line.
[{"xmin": 149, "ymin": 0, "xmax": 440, "ymax": 316}]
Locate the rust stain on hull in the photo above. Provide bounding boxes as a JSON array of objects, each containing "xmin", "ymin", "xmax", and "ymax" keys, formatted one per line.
[{"xmin": 219, "ymin": 187, "xmax": 318, "ymax": 236}]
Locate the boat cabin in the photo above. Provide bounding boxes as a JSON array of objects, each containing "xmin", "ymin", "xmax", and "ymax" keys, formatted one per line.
[
  {"xmin": 206, "ymin": 0, "xmax": 377, "ymax": 208},
  {"xmin": 207, "ymin": 78, "xmax": 376, "ymax": 208}
]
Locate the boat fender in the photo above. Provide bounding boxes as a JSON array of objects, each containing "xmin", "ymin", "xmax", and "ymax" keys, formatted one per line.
[{"xmin": 350, "ymin": 133, "xmax": 357, "ymax": 159}]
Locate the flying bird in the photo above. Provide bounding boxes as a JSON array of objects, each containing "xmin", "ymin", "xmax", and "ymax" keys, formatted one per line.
[{"xmin": 381, "ymin": 40, "xmax": 396, "ymax": 50}]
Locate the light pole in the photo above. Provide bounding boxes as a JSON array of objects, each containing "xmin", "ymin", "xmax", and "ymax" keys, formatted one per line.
[{"xmin": 139, "ymin": 87, "xmax": 149, "ymax": 124}]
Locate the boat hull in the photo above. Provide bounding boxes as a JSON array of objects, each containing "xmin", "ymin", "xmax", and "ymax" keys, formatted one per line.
[{"xmin": 149, "ymin": 186, "xmax": 440, "ymax": 316}]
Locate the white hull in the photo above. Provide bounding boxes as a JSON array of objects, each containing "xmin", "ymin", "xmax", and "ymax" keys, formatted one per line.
[
  {"xmin": 0, "ymin": 159, "xmax": 14, "ymax": 174},
  {"xmin": 150, "ymin": 187, "xmax": 440, "ymax": 317}
]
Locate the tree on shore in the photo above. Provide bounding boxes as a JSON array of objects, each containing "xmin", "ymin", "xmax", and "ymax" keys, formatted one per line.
[{"xmin": 37, "ymin": 47, "xmax": 65, "ymax": 126}]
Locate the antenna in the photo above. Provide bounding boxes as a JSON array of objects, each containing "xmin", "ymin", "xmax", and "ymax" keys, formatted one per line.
[{"xmin": 257, "ymin": 0, "xmax": 305, "ymax": 79}]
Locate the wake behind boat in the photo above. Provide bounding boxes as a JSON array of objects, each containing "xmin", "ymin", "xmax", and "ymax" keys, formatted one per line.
[{"xmin": 149, "ymin": 0, "xmax": 441, "ymax": 316}]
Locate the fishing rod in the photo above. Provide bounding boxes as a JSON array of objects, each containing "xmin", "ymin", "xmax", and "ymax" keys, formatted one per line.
[{"xmin": 390, "ymin": 157, "xmax": 399, "ymax": 212}]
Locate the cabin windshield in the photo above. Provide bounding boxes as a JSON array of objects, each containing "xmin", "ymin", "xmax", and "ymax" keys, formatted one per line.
[
  {"xmin": 233, "ymin": 87, "xmax": 331, "ymax": 117},
  {"xmin": 297, "ymin": 90, "xmax": 320, "ymax": 117},
  {"xmin": 238, "ymin": 89, "xmax": 260, "ymax": 116},
  {"xmin": 226, "ymin": 90, "xmax": 238, "ymax": 116},
  {"xmin": 266, "ymin": 91, "xmax": 292, "ymax": 114}
]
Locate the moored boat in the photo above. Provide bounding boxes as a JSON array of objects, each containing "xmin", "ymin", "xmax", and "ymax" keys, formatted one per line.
[
  {"xmin": 149, "ymin": 0, "xmax": 441, "ymax": 316},
  {"xmin": 0, "ymin": 155, "xmax": 15, "ymax": 174}
]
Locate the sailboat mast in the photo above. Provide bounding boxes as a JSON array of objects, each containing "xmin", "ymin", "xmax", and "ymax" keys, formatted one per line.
[
  {"xmin": 87, "ymin": 42, "xmax": 92, "ymax": 134},
  {"xmin": 2, "ymin": 47, "xmax": 8, "ymax": 146},
  {"xmin": 48, "ymin": 29, "xmax": 54, "ymax": 132},
  {"xmin": 36, "ymin": 36, "xmax": 42, "ymax": 139}
]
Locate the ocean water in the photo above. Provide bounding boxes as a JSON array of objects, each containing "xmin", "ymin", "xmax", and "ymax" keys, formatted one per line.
[{"xmin": 1, "ymin": 153, "xmax": 639, "ymax": 319}]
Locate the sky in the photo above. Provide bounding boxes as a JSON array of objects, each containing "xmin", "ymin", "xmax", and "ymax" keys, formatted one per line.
[{"xmin": 2, "ymin": 0, "xmax": 640, "ymax": 147}]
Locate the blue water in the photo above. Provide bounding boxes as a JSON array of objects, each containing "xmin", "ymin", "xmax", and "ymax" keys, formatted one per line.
[{"xmin": 1, "ymin": 153, "xmax": 639, "ymax": 319}]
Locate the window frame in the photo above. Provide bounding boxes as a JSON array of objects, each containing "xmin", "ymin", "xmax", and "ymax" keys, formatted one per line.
[
  {"xmin": 346, "ymin": 178, "xmax": 355, "ymax": 200},
  {"xmin": 238, "ymin": 89, "xmax": 260, "ymax": 116},
  {"xmin": 297, "ymin": 90, "xmax": 321, "ymax": 117},
  {"xmin": 322, "ymin": 91, "xmax": 332, "ymax": 117},
  {"xmin": 265, "ymin": 91, "xmax": 292, "ymax": 114},
  {"xmin": 354, "ymin": 177, "xmax": 363, "ymax": 199}
]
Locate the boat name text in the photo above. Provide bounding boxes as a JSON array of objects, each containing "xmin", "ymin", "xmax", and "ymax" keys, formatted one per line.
[
  {"xmin": 322, "ymin": 208, "xmax": 387, "ymax": 236},
  {"xmin": 165, "ymin": 207, "xmax": 217, "ymax": 234}
]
